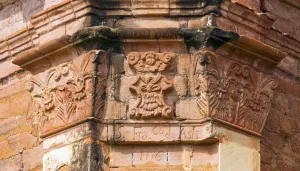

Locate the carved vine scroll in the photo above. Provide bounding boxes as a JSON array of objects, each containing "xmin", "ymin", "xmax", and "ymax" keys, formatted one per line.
[
  {"xmin": 128, "ymin": 52, "xmax": 175, "ymax": 119},
  {"xmin": 192, "ymin": 50, "xmax": 277, "ymax": 133}
]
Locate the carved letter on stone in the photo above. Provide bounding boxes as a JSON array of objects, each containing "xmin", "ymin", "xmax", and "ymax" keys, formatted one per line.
[
  {"xmin": 128, "ymin": 52, "xmax": 175, "ymax": 119},
  {"xmin": 192, "ymin": 50, "xmax": 276, "ymax": 133}
]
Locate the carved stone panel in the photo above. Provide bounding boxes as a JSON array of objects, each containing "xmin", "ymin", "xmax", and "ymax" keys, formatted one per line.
[
  {"xmin": 192, "ymin": 50, "xmax": 276, "ymax": 133},
  {"xmin": 27, "ymin": 51, "xmax": 106, "ymax": 136},
  {"xmin": 127, "ymin": 52, "xmax": 175, "ymax": 119}
]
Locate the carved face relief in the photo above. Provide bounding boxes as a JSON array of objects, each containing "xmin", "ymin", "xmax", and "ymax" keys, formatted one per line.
[
  {"xmin": 128, "ymin": 52, "xmax": 175, "ymax": 119},
  {"xmin": 192, "ymin": 50, "xmax": 277, "ymax": 133}
]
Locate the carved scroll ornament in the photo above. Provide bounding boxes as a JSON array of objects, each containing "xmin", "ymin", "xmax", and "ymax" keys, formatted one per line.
[
  {"xmin": 27, "ymin": 62, "xmax": 105, "ymax": 133},
  {"xmin": 192, "ymin": 50, "xmax": 277, "ymax": 133},
  {"xmin": 128, "ymin": 52, "xmax": 175, "ymax": 119}
]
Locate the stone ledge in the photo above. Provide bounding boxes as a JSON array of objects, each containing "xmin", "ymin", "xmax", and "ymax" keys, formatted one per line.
[
  {"xmin": 0, "ymin": 0, "xmax": 296, "ymax": 64},
  {"xmin": 12, "ymin": 27, "xmax": 286, "ymax": 72},
  {"xmin": 41, "ymin": 117, "xmax": 262, "ymax": 142},
  {"xmin": 220, "ymin": 0, "xmax": 300, "ymax": 58}
]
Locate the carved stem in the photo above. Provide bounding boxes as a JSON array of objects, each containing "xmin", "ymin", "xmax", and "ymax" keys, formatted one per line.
[{"xmin": 92, "ymin": 50, "xmax": 102, "ymax": 117}]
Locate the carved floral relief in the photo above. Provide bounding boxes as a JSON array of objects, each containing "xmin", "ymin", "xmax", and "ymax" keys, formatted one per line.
[
  {"xmin": 127, "ymin": 52, "xmax": 175, "ymax": 119},
  {"xmin": 27, "ymin": 53, "xmax": 106, "ymax": 134},
  {"xmin": 192, "ymin": 50, "xmax": 276, "ymax": 133}
]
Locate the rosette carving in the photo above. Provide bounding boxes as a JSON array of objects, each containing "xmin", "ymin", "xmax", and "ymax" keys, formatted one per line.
[
  {"xmin": 192, "ymin": 50, "xmax": 277, "ymax": 133},
  {"xmin": 128, "ymin": 52, "xmax": 175, "ymax": 119}
]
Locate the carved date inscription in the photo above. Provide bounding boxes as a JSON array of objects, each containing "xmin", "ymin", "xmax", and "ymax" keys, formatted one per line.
[{"xmin": 133, "ymin": 146, "xmax": 167, "ymax": 165}]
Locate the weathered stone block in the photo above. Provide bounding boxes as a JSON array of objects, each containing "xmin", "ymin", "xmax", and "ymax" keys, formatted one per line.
[
  {"xmin": 10, "ymin": 91, "xmax": 31, "ymax": 115},
  {"xmin": 0, "ymin": 98, "xmax": 10, "ymax": 119},
  {"xmin": 110, "ymin": 146, "xmax": 133, "ymax": 167},
  {"xmin": 23, "ymin": 144, "xmax": 43, "ymax": 171},
  {"xmin": 103, "ymin": 100, "xmax": 126, "ymax": 119},
  {"xmin": 176, "ymin": 99, "xmax": 200, "ymax": 119},
  {"xmin": 8, "ymin": 132, "xmax": 37, "ymax": 153},
  {"xmin": 0, "ymin": 154, "xmax": 22, "ymax": 171},
  {"xmin": 0, "ymin": 116, "xmax": 23, "ymax": 136},
  {"xmin": 113, "ymin": 124, "xmax": 180, "ymax": 143}
]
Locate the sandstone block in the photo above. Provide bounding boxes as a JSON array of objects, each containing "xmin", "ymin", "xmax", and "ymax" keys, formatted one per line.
[
  {"xmin": 132, "ymin": 0, "xmax": 169, "ymax": 9},
  {"xmin": 0, "ymin": 98, "xmax": 10, "ymax": 119},
  {"xmin": 177, "ymin": 53, "xmax": 191, "ymax": 76},
  {"xmin": 188, "ymin": 17, "xmax": 209, "ymax": 28},
  {"xmin": 232, "ymin": 0, "xmax": 261, "ymax": 13},
  {"xmin": 0, "ymin": 116, "xmax": 23, "ymax": 136},
  {"xmin": 175, "ymin": 99, "xmax": 201, "ymax": 119},
  {"xmin": 113, "ymin": 124, "xmax": 180, "ymax": 143},
  {"xmin": 173, "ymin": 76, "xmax": 187, "ymax": 98},
  {"xmin": 110, "ymin": 146, "xmax": 133, "ymax": 167},
  {"xmin": 291, "ymin": 134, "xmax": 300, "ymax": 154},
  {"xmin": 10, "ymin": 91, "xmax": 31, "ymax": 115},
  {"xmin": 23, "ymin": 144, "xmax": 43, "ymax": 171},
  {"xmin": 103, "ymin": 100, "xmax": 126, "ymax": 119},
  {"xmin": 0, "ymin": 141, "xmax": 8, "ymax": 158},
  {"xmin": 0, "ymin": 61, "xmax": 21, "ymax": 80},
  {"xmin": 192, "ymin": 145, "xmax": 218, "ymax": 167},
  {"xmin": 260, "ymin": 144, "xmax": 272, "ymax": 164},
  {"xmin": 132, "ymin": 146, "xmax": 168, "ymax": 166},
  {"xmin": 167, "ymin": 146, "xmax": 182, "ymax": 166},
  {"xmin": 0, "ymin": 154, "xmax": 22, "ymax": 171},
  {"xmin": 8, "ymin": 132, "xmax": 37, "ymax": 153}
]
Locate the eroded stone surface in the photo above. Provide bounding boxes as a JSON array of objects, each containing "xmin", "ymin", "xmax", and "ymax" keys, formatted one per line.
[
  {"xmin": 0, "ymin": 0, "xmax": 298, "ymax": 170},
  {"xmin": 110, "ymin": 144, "xmax": 218, "ymax": 170},
  {"xmin": 27, "ymin": 51, "xmax": 108, "ymax": 136},
  {"xmin": 127, "ymin": 52, "xmax": 175, "ymax": 119}
]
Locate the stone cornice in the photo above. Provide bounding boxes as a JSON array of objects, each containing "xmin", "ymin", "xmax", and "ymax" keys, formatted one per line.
[
  {"xmin": 12, "ymin": 27, "xmax": 286, "ymax": 72},
  {"xmin": 0, "ymin": 0, "xmax": 220, "ymax": 61},
  {"xmin": 40, "ymin": 117, "xmax": 261, "ymax": 140},
  {"xmin": 220, "ymin": 0, "xmax": 300, "ymax": 58},
  {"xmin": 0, "ymin": 0, "xmax": 297, "ymax": 64}
]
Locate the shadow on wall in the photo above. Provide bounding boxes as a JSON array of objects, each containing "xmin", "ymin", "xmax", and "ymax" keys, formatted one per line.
[{"xmin": 0, "ymin": 0, "xmax": 45, "ymax": 22}]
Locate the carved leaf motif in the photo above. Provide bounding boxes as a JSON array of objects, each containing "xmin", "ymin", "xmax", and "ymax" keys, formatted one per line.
[
  {"xmin": 27, "ymin": 60, "xmax": 106, "ymax": 133},
  {"xmin": 234, "ymin": 91, "xmax": 249, "ymax": 125},
  {"xmin": 193, "ymin": 50, "xmax": 276, "ymax": 133},
  {"xmin": 196, "ymin": 75, "xmax": 219, "ymax": 117},
  {"xmin": 94, "ymin": 74, "xmax": 106, "ymax": 118},
  {"xmin": 54, "ymin": 87, "xmax": 77, "ymax": 124}
]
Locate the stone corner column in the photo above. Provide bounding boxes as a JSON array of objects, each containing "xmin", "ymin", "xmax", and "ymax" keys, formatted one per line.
[
  {"xmin": 28, "ymin": 48, "xmax": 109, "ymax": 171},
  {"xmin": 11, "ymin": 28, "xmax": 118, "ymax": 170},
  {"xmin": 187, "ymin": 30, "xmax": 287, "ymax": 171},
  {"xmin": 12, "ymin": 26, "xmax": 287, "ymax": 171}
]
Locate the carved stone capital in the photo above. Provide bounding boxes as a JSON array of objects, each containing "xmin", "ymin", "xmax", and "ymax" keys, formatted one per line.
[
  {"xmin": 192, "ymin": 50, "xmax": 277, "ymax": 133},
  {"xmin": 27, "ymin": 50, "xmax": 107, "ymax": 137}
]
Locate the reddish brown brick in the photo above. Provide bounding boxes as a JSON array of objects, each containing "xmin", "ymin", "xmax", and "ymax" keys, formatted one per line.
[
  {"xmin": 8, "ymin": 132, "xmax": 37, "ymax": 153},
  {"xmin": 0, "ymin": 154, "xmax": 22, "ymax": 171},
  {"xmin": 0, "ymin": 116, "xmax": 23, "ymax": 136},
  {"xmin": 23, "ymin": 144, "xmax": 43, "ymax": 171}
]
